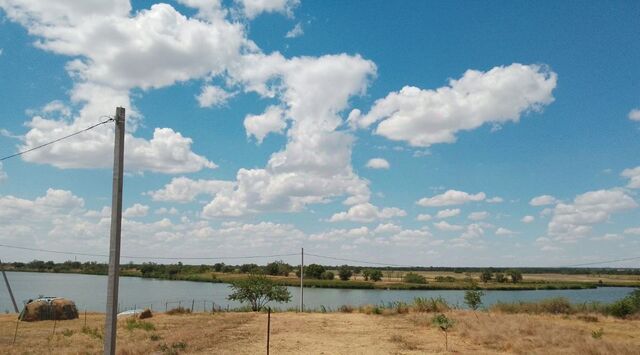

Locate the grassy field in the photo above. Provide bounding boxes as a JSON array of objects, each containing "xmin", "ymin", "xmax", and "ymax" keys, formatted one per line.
[{"xmin": 1, "ymin": 309, "xmax": 639, "ymax": 354}]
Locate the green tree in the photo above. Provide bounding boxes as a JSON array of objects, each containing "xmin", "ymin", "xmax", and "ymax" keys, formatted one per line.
[
  {"xmin": 338, "ymin": 265, "xmax": 353, "ymax": 281},
  {"xmin": 495, "ymin": 273, "xmax": 507, "ymax": 283},
  {"xmin": 227, "ymin": 274, "xmax": 291, "ymax": 311},
  {"xmin": 362, "ymin": 269, "xmax": 370, "ymax": 281},
  {"xmin": 432, "ymin": 313, "xmax": 455, "ymax": 351},
  {"xmin": 464, "ymin": 284, "xmax": 484, "ymax": 319},
  {"xmin": 305, "ymin": 264, "xmax": 326, "ymax": 279},
  {"xmin": 480, "ymin": 270, "xmax": 493, "ymax": 283},
  {"xmin": 369, "ymin": 269, "xmax": 383, "ymax": 282},
  {"xmin": 506, "ymin": 269, "xmax": 523, "ymax": 283},
  {"xmin": 320, "ymin": 271, "xmax": 335, "ymax": 280}
]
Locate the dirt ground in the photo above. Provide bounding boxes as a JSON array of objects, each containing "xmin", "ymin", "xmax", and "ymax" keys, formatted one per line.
[{"xmin": 1, "ymin": 310, "xmax": 639, "ymax": 354}]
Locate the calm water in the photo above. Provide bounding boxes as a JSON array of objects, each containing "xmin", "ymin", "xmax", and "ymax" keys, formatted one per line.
[{"xmin": 0, "ymin": 272, "xmax": 635, "ymax": 313}]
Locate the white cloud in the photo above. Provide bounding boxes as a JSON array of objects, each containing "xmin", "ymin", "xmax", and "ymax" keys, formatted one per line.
[
  {"xmin": 149, "ymin": 177, "xmax": 234, "ymax": 203},
  {"xmin": 197, "ymin": 85, "xmax": 234, "ymax": 108},
  {"xmin": 349, "ymin": 63, "xmax": 557, "ymax": 146},
  {"xmin": 202, "ymin": 53, "xmax": 377, "ymax": 217},
  {"xmin": 244, "ymin": 105, "xmax": 287, "ymax": 143},
  {"xmin": 624, "ymin": 227, "xmax": 640, "ymax": 235},
  {"xmin": 417, "ymin": 189, "xmax": 486, "ymax": 207},
  {"xmin": 433, "ymin": 221, "xmax": 464, "ymax": 232},
  {"xmin": 468, "ymin": 211, "xmax": 489, "ymax": 221},
  {"xmin": 329, "ymin": 202, "xmax": 406, "ymax": 223},
  {"xmin": 123, "ymin": 203, "xmax": 149, "ymax": 218},
  {"xmin": 155, "ymin": 207, "xmax": 179, "ymax": 215},
  {"xmin": 365, "ymin": 158, "xmax": 390, "ymax": 170},
  {"xmin": 521, "ymin": 215, "xmax": 535, "ymax": 223},
  {"xmin": 1, "ymin": 2, "xmax": 244, "ymax": 173},
  {"xmin": 495, "ymin": 227, "xmax": 516, "ymax": 236},
  {"xmin": 486, "ymin": 197, "xmax": 504, "ymax": 203},
  {"xmin": 416, "ymin": 213, "xmax": 432, "ymax": 221},
  {"xmin": 436, "ymin": 208, "xmax": 460, "ymax": 219},
  {"xmin": 285, "ymin": 22, "xmax": 303, "ymax": 38},
  {"xmin": 236, "ymin": 0, "xmax": 299, "ymax": 19},
  {"xmin": 621, "ymin": 166, "xmax": 640, "ymax": 189},
  {"xmin": 591, "ymin": 233, "xmax": 623, "ymax": 241},
  {"xmin": 548, "ymin": 189, "xmax": 637, "ymax": 242},
  {"xmin": 529, "ymin": 194, "xmax": 559, "ymax": 206},
  {"xmin": 629, "ymin": 108, "xmax": 640, "ymax": 121}
]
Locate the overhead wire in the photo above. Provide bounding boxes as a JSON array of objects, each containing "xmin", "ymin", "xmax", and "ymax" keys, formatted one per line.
[{"xmin": 0, "ymin": 116, "xmax": 114, "ymax": 162}]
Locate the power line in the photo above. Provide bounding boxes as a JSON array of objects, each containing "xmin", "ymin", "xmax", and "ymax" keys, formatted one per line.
[
  {"xmin": 560, "ymin": 256, "xmax": 640, "ymax": 268},
  {"xmin": 0, "ymin": 117, "xmax": 114, "ymax": 162},
  {"xmin": 0, "ymin": 243, "xmax": 297, "ymax": 261}
]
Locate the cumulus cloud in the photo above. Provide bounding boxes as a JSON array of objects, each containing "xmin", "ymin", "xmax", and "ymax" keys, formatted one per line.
[
  {"xmin": 629, "ymin": 108, "xmax": 640, "ymax": 121},
  {"xmin": 148, "ymin": 177, "xmax": 234, "ymax": 203},
  {"xmin": 624, "ymin": 227, "xmax": 640, "ymax": 235},
  {"xmin": 123, "ymin": 203, "xmax": 149, "ymax": 218},
  {"xmin": 349, "ymin": 63, "xmax": 557, "ymax": 146},
  {"xmin": 365, "ymin": 158, "xmax": 390, "ymax": 170},
  {"xmin": 521, "ymin": 215, "xmax": 535, "ymax": 223},
  {"xmin": 436, "ymin": 208, "xmax": 460, "ymax": 219},
  {"xmin": 529, "ymin": 194, "xmax": 559, "ymax": 206},
  {"xmin": 416, "ymin": 213, "xmax": 432, "ymax": 221},
  {"xmin": 495, "ymin": 227, "xmax": 516, "ymax": 236},
  {"xmin": 236, "ymin": 0, "xmax": 299, "ymax": 19},
  {"xmin": 433, "ymin": 221, "xmax": 464, "ymax": 232},
  {"xmin": 468, "ymin": 211, "xmax": 489, "ymax": 221},
  {"xmin": 417, "ymin": 189, "xmax": 485, "ymax": 207},
  {"xmin": 285, "ymin": 22, "xmax": 303, "ymax": 38},
  {"xmin": 197, "ymin": 85, "xmax": 234, "ymax": 108},
  {"xmin": 621, "ymin": 166, "xmax": 640, "ymax": 189},
  {"xmin": 591, "ymin": 233, "xmax": 623, "ymax": 241},
  {"xmin": 329, "ymin": 202, "xmax": 406, "ymax": 223},
  {"xmin": 548, "ymin": 189, "xmax": 637, "ymax": 242},
  {"xmin": 201, "ymin": 53, "xmax": 377, "ymax": 217},
  {"xmin": 244, "ymin": 105, "xmax": 287, "ymax": 143},
  {"xmin": 486, "ymin": 197, "xmax": 504, "ymax": 204},
  {"xmin": 0, "ymin": 1, "xmax": 245, "ymax": 173}
]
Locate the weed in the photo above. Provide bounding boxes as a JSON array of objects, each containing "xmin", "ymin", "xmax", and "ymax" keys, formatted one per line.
[
  {"xmin": 413, "ymin": 297, "xmax": 450, "ymax": 312},
  {"xmin": 125, "ymin": 318, "xmax": 156, "ymax": 331},
  {"xmin": 339, "ymin": 305, "xmax": 354, "ymax": 313},
  {"xmin": 591, "ymin": 328, "xmax": 604, "ymax": 339},
  {"xmin": 62, "ymin": 328, "xmax": 74, "ymax": 337},
  {"xmin": 81, "ymin": 326, "xmax": 103, "ymax": 340},
  {"xmin": 150, "ymin": 334, "xmax": 162, "ymax": 341}
]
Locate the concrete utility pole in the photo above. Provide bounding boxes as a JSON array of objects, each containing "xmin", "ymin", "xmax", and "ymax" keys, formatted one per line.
[
  {"xmin": 300, "ymin": 248, "xmax": 304, "ymax": 312},
  {"xmin": 104, "ymin": 107, "xmax": 125, "ymax": 355},
  {"xmin": 0, "ymin": 259, "xmax": 18, "ymax": 313}
]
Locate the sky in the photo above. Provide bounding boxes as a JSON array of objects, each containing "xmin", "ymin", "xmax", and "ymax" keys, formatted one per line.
[{"xmin": 0, "ymin": 0, "xmax": 639, "ymax": 267}]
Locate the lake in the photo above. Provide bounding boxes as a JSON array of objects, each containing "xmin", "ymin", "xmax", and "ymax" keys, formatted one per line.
[{"xmin": 1, "ymin": 272, "xmax": 636, "ymax": 313}]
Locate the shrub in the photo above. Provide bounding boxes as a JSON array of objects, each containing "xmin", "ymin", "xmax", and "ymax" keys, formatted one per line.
[
  {"xmin": 403, "ymin": 272, "xmax": 427, "ymax": 284},
  {"xmin": 125, "ymin": 318, "xmax": 156, "ymax": 331},
  {"xmin": 339, "ymin": 305, "xmax": 354, "ymax": 313},
  {"xmin": 592, "ymin": 328, "xmax": 604, "ymax": 339},
  {"xmin": 608, "ymin": 299, "xmax": 634, "ymax": 318},
  {"xmin": 369, "ymin": 269, "xmax": 383, "ymax": 282},
  {"xmin": 495, "ymin": 273, "xmax": 507, "ymax": 283},
  {"xmin": 432, "ymin": 313, "xmax": 454, "ymax": 351},
  {"xmin": 320, "ymin": 271, "xmax": 335, "ymax": 280},
  {"xmin": 464, "ymin": 288, "xmax": 484, "ymax": 312},
  {"xmin": 338, "ymin": 265, "xmax": 353, "ymax": 281},
  {"xmin": 506, "ymin": 269, "xmax": 523, "ymax": 283},
  {"xmin": 435, "ymin": 276, "xmax": 456, "ymax": 282},
  {"xmin": 413, "ymin": 297, "xmax": 450, "ymax": 313},
  {"xmin": 480, "ymin": 270, "xmax": 493, "ymax": 283}
]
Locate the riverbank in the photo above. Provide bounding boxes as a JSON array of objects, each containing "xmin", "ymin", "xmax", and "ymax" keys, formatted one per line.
[
  {"xmin": 8, "ymin": 268, "xmax": 640, "ymax": 290},
  {"xmin": 2, "ymin": 310, "xmax": 639, "ymax": 354}
]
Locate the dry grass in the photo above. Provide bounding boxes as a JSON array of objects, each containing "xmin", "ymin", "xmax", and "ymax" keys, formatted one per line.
[{"xmin": 1, "ymin": 310, "xmax": 639, "ymax": 354}]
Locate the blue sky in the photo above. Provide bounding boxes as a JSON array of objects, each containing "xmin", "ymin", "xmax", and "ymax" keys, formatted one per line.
[{"xmin": 0, "ymin": 0, "xmax": 639, "ymax": 267}]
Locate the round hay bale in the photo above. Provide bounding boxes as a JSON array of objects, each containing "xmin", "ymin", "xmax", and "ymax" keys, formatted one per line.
[
  {"xmin": 138, "ymin": 309, "xmax": 153, "ymax": 319},
  {"xmin": 19, "ymin": 298, "xmax": 79, "ymax": 321}
]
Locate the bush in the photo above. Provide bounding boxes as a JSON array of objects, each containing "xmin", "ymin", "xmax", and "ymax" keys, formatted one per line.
[
  {"xmin": 403, "ymin": 272, "xmax": 427, "ymax": 284},
  {"xmin": 495, "ymin": 273, "xmax": 507, "ymax": 283},
  {"xmin": 480, "ymin": 270, "xmax": 493, "ymax": 283},
  {"xmin": 506, "ymin": 269, "xmax": 523, "ymax": 283},
  {"xmin": 413, "ymin": 297, "xmax": 450, "ymax": 313},
  {"xmin": 464, "ymin": 288, "xmax": 484, "ymax": 311},
  {"xmin": 369, "ymin": 269, "xmax": 383, "ymax": 282},
  {"xmin": 320, "ymin": 271, "xmax": 334, "ymax": 280},
  {"xmin": 125, "ymin": 318, "xmax": 155, "ymax": 331},
  {"xmin": 490, "ymin": 297, "xmax": 573, "ymax": 315},
  {"xmin": 338, "ymin": 265, "xmax": 353, "ymax": 281},
  {"xmin": 608, "ymin": 299, "xmax": 634, "ymax": 318},
  {"xmin": 339, "ymin": 305, "xmax": 354, "ymax": 313},
  {"xmin": 435, "ymin": 276, "xmax": 456, "ymax": 282}
]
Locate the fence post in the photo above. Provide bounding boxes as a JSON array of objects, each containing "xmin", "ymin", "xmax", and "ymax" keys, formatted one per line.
[
  {"xmin": 84, "ymin": 309, "xmax": 87, "ymax": 327},
  {"xmin": 266, "ymin": 307, "xmax": 271, "ymax": 355},
  {"xmin": 12, "ymin": 319, "xmax": 19, "ymax": 344},
  {"xmin": 165, "ymin": 302, "xmax": 168, "ymax": 312},
  {"xmin": 191, "ymin": 299, "xmax": 194, "ymax": 313}
]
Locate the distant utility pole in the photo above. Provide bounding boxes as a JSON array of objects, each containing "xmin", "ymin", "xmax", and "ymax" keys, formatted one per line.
[
  {"xmin": 0, "ymin": 259, "xmax": 18, "ymax": 313},
  {"xmin": 104, "ymin": 107, "xmax": 125, "ymax": 355},
  {"xmin": 300, "ymin": 248, "xmax": 304, "ymax": 312}
]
